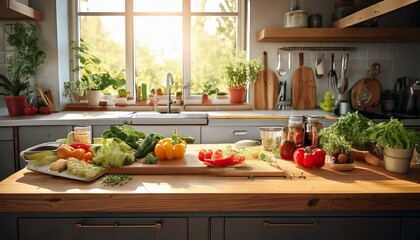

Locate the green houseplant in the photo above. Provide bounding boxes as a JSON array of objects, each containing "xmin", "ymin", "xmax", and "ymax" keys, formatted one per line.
[
  {"xmin": 222, "ymin": 51, "xmax": 263, "ymax": 103},
  {"xmin": 0, "ymin": 22, "xmax": 47, "ymax": 115},
  {"xmin": 65, "ymin": 40, "xmax": 126, "ymax": 105},
  {"xmin": 367, "ymin": 118, "xmax": 420, "ymax": 173}
]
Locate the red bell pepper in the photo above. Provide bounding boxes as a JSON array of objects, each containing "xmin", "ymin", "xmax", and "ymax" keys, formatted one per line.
[
  {"xmin": 198, "ymin": 149, "xmax": 245, "ymax": 167},
  {"xmin": 293, "ymin": 147, "xmax": 326, "ymax": 168}
]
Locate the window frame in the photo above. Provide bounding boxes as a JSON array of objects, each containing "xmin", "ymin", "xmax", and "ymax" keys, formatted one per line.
[{"xmin": 71, "ymin": 0, "xmax": 246, "ymax": 100}]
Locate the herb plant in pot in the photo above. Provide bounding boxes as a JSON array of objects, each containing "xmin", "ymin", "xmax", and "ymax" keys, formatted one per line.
[
  {"xmin": 222, "ymin": 51, "xmax": 263, "ymax": 103},
  {"xmin": 202, "ymin": 80, "xmax": 219, "ymax": 104},
  {"xmin": 367, "ymin": 118, "xmax": 420, "ymax": 173},
  {"xmin": 68, "ymin": 40, "xmax": 126, "ymax": 105},
  {"xmin": 0, "ymin": 22, "xmax": 47, "ymax": 116}
]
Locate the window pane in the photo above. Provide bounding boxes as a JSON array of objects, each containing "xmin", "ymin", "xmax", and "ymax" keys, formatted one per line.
[
  {"xmin": 191, "ymin": 16, "xmax": 237, "ymax": 94},
  {"xmin": 134, "ymin": 17, "xmax": 182, "ymax": 93},
  {"xmin": 134, "ymin": 0, "xmax": 182, "ymax": 12},
  {"xmin": 79, "ymin": 0, "xmax": 125, "ymax": 12},
  {"xmin": 191, "ymin": 0, "xmax": 237, "ymax": 12},
  {"xmin": 80, "ymin": 16, "xmax": 126, "ymax": 94}
]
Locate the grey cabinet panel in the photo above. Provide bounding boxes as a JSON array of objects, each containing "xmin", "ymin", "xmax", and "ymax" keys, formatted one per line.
[
  {"xmin": 224, "ymin": 217, "xmax": 400, "ymax": 240},
  {"xmin": 0, "ymin": 127, "xmax": 13, "ymax": 140},
  {"xmin": 18, "ymin": 126, "xmax": 73, "ymax": 169},
  {"xmin": 19, "ymin": 217, "xmax": 187, "ymax": 240},
  {"xmin": 402, "ymin": 217, "xmax": 420, "ymax": 240},
  {"xmin": 0, "ymin": 140, "xmax": 15, "ymax": 180}
]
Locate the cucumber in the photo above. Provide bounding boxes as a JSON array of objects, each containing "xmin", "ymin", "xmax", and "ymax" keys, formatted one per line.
[{"xmin": 135, "ymin": 133, "xmax": 164, "ymax": 158}]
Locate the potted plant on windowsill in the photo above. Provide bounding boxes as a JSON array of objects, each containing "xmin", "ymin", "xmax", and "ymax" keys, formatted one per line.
[
  {"xmin": 202, "ymin": 80, "xmax": 219, "ymax": 104},
  {"xmin": 0, "ymin": 22, "xmax": 47, "ymax": 116},
  {"xmin": 222, "ymin": 51, "xmax": 263, "ymax": 103},
  {"xmin": 66, "ymin": 40, "xmax": 126, "ymax": 105}
]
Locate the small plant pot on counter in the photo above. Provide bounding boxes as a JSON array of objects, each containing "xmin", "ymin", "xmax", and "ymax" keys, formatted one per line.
[
  {"xmin": 383, "ymin": 147, "xmax": 415, "ymax": 173},
  {"xmin": 4, "ymin": 95, "xmax": 28, "ymax": 116},
  {"xmin": 115, "ymin": 97, "xmax": 128, "ymax": 107}
]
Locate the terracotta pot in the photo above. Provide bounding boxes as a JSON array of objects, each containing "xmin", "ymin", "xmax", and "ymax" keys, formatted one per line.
[
  {"xmin": 4, "ymin": 95, "xmax": 28, "ymax": 116},
  {"xmin": 228, "ymin": 86, "xmax": 246, "ymax": 103}
]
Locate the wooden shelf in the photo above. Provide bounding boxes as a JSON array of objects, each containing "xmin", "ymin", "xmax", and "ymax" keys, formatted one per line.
[
  {"xmin": 256, "ymin": 28, "xmax": 420, "ymax": 42},
  {"xmin": 0, "ymin": 0, "xmax": 42, "ymax": 21},
  {"xmin": 332, "ymin": 0, "xmax": 419, "ymax": 28}
]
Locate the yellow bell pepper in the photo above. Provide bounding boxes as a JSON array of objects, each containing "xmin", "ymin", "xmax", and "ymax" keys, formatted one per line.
[{"xmin": 154, "ymin": 130, "xmax": 187, "ymax": 160}]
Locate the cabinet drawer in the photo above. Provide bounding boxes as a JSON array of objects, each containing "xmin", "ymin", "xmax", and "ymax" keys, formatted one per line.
[
  {"xmin": 224, "ymin": 217, "xmax": 400, "ymax": 240},
  {"xmin": 19, "ymin": 217, "xmax": 187, "ymax": 240},
  {"xmin": 201, "ymin": 126, "xmax": 260, "ymax": 143}
]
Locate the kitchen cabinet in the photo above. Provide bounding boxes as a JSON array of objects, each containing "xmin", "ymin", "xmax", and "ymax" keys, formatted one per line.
[
  {"xmin": 332, "ymin": 0, "xmax": 419, "ymax": 28},
  {"xmin": 18, "ymin": 125, "xmax": 73, "ymax": 169},
  {"xmin": 402, "ymin": 217, "xmax": 420, "ymax": 240},
  {"xmin": 222, "ymin": 217, "xmax": 400, "ymax": 240},
  {"xmin": 93, "ymin": 125, "xmax": 201, "ymax": 143},
  {"xmin": 202, "ymin": 119, "xmax": 286, "ymax": 143},
  {"xmin": 18, "ymin": 217, "xmax": 188, "ymax": 240},
  {"xmin": 0, "ymin": 127, "xmax": 15, "ymax": 180}
]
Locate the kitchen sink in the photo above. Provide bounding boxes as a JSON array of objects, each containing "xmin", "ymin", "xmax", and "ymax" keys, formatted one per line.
[{"xmin": 131, "ymin": 111, "xmax": 208, "ymax": 125}]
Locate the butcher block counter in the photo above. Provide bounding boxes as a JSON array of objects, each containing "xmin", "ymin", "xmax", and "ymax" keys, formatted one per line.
[{"xmin": 1, "ymin": 144, "xmax": 420, "ymax": 240}]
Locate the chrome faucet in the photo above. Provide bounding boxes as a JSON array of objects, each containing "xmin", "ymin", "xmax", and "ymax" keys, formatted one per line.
[{"xmin": 166, "ymin": 72, "xmax": 174, "ymax": 113}]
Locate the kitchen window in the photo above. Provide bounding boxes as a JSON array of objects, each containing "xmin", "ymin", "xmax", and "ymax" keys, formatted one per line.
[{"xmin": 73, "ymin": 0, "xmax": 245, "ymax": 99}]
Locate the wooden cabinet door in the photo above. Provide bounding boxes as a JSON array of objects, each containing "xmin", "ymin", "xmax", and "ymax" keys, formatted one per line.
[
  {"xmin": 224, "ymin": 217, "xmax": 400, "ymax": 240},
  {"xmin": 19, "ymin": 217, "xmax": 187, "ymax": 240}
]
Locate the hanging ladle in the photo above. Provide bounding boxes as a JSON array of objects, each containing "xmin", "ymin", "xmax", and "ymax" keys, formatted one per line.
[
  {"xmin": 277, "ymin": 49, "xmax": 286, "ymax": 76},
  {"xmin": 338, "ymin": 53, "xmax": 349, "ymax": 94}
]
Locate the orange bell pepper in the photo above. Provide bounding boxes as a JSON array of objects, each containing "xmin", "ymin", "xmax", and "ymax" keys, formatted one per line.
[{"xmin": 154, "ymin": 130, "xmax": 187, "ymax": 160}]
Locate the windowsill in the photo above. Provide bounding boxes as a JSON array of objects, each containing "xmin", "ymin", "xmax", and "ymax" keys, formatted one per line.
[{"xmin": 64, "ymin": 99, "xmax": 254, "ymax": 112}]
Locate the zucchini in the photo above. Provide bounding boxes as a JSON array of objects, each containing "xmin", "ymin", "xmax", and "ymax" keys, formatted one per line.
[
  {"xmin": 179, "ymin": 135, "xmax": 195, "ymax": 144},
  {"xmin": 135, "ymin": 133, "xmax": 164, "ymax": 158}
]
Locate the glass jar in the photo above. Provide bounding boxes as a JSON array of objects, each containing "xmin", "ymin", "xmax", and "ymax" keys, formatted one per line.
[
  {"xmin": 73, "ymin": 126, "xmax": 91, "ymax": 144},
  {"xmin": 287, "ymin": 116, "xmax": 304, "ymax": 147},
  {"xmin": 306, "ymin": 117, "xmax": 321, "ymax": 148}
]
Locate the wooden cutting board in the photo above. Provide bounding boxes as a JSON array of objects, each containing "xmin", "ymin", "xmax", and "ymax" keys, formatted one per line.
[
  {"xmin": 254, "ymin": 51, "xmax": 279, "ymax": 110},
  {"xmin": 351, "ymin": 77, "xmax": 381, "ymax": 111},
  {"xmin": 292, "ymin": 52, "xmax": 316, "ymax": 109},
  {"xmin": 108, "ymin": 149, "xmax": 285, "ymax": 177}
]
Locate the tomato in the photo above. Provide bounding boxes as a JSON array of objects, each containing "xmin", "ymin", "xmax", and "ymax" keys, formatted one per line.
[
  {"xmin": 70, "ymin": 148, "xmax": 86, "ymax": 160},
  {"xmin": 293, "ymin": 147, "xmax": 326, "ymax": 169},
  {"xmin": 212, "ymin": 149, "xmax": 223, "ymax": 160},
  {"xmin": 279, "ymin": 139, "xmax": 297, "ymax": 160},
  {"xmin": 313, "ymin": 148, "xmax": 327, "ymax": 168},
  {"xmin": 39, "ymin": 106, "xmax": 52, "ymax": 114},
  {"xmin": 24, "ymin": 105, "xmax": 37, "ymax": 115},
  {"xmin": 197, "ymin": 149, "xmax": 245, "ymax": 167},
  {"xmin": 70, "ymin": 143, "xmax": 91, "ymax": 153},
  {"xmin": 205, "ymin": 150, "xmax": 213, "ymax": 159},
  {"xmin": 198, "ymin": 149, "xmax": 207, "ymax": 161}
]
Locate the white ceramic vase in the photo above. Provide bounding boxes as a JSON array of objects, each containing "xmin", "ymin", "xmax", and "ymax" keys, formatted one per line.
[{"xmin": 87, "ymin": 90, "xmax": 103, "ymax": 106}]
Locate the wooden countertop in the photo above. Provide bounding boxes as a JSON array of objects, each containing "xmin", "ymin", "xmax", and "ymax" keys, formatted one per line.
[{"xmin": 1, "ymin": 145, "xmax": 420, "ymax": 213}]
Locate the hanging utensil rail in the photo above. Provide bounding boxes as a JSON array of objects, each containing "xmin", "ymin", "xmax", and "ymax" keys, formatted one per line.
[{"xmin": 278, "ymin": 47, "xmax": 356, "ymax": 51}]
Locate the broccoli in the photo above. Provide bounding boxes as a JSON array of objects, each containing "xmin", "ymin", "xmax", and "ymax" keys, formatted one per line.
[
  {"xmin": 143, "ymin": 152, "xmax": 159, "ymax": 164},
  {"xmin": 93, "ymin": 138, "xmax": 136, "ymax": 167},
  {"xmin": 101, "ymin": 125, "xmax": 146, "ymax": 150}
]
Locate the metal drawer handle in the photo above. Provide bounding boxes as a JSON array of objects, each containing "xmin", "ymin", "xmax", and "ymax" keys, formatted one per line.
[
  {"xmin": 75, "ymin": 222, "xmax": 162, "ymax": 230},
  {"xmin": 263, "ymin": 221, "xmax": 319, "ymax": 228},
  {"xmin": 232, "ymin": 130, "xmax": 249, "ymax": 136}
]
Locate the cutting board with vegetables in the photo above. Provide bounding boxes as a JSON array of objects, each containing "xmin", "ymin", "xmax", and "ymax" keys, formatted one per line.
[
  {"xmin": 108, "ymin": 149, "xmax": 285, "ymax": 177},
  {"xmin": 254, "ymin": 51, "xmax": 279, "ymax": 110},
  {"xmin": 292, "ymin": 52, "xmax": 316, "ymax": 109}
]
